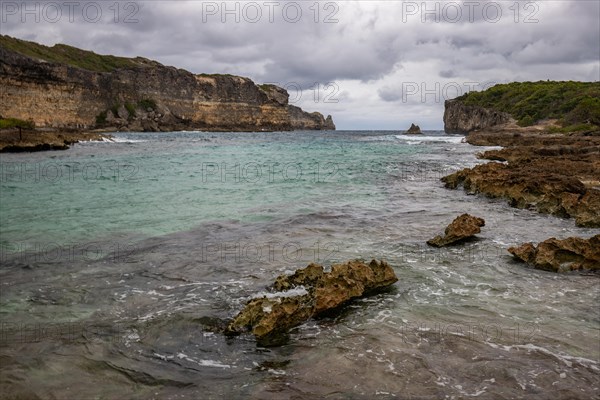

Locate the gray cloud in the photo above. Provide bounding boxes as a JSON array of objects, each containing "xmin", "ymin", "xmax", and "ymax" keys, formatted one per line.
[{"xmin": 1, "ymin": 0, "xmax": 598, "ymax": 129}]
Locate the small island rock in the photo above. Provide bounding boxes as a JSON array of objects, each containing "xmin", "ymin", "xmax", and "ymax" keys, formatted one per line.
[
  {"xmin": 406, "ymin": 123, "xmax": 422, "ymax": 134},
  {"xmin": 427, "ymin": 214, "xmax": 485, "ymax": 247}
]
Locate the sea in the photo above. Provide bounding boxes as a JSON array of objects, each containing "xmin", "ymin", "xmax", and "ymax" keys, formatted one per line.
[{"xmin": 0, "ymin": 130, "xmax": 598, "ymax": 399}]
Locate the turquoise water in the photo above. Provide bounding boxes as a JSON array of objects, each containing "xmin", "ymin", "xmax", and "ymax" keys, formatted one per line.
[
  {"xmin": 1, "ymin": 131, "xmax": 429, "ymax": 245},
  {"xmin": 1, "ymin": 131, "xmax": 599, "ymax": 399}
]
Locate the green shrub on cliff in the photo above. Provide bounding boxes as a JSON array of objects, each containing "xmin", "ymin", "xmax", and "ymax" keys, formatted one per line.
[
  {"xmin": 138, "ymin": 99, "xmax": 157, "ymax": 110},
  {"xmin": 0, "ymin": 118, "xmax": 35, "ymax": 129},
  {"xmin": 459, "ymin": 81, "xmax": 600, "ymax": 127},
  {"xmin": 0, "ymin": 35, "xmax": 147, "ymax": 72}
]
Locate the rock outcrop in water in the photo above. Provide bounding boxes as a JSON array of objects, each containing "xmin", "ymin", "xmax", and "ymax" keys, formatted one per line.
[
  {"xmin": 0, "ymin": 128, "xmax": 107, "ymax": 152},
  {"xmin": 508, "ymin": 235, "xmax": 600, "ymax": 272},
  {"xmin": 406, "ymin": 123, "xmax": 422, "ymax": 134},
  {"xmin": 0, "ymin": 35, "xmax": 335, "ymax": 132},
  {"xmin": 442, "ymin": 130, "xmax": 600, "ymax": 227},
  {"xmin": 427, "ymin": 214, "xmax": 485, "ymax": 247},
  {"xmin": 443, "ymin": 99, "xmax": 512, "ymax": 134},
  {"xmin": 225, "ymin": 259, "xmax": 398, "ymax": 344}
]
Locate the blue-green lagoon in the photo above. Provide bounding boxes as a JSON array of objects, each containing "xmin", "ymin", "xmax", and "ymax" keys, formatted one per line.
[{"xmin": 1, "ymin": 131, "xmax": 598, "ymax": 399}]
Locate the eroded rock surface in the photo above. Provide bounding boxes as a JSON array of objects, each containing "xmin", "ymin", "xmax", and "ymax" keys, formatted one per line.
[
  {"xmin": 443, "ymin": 132, "xmax": 600, "ymax": 227},
  {"xmin": 508, "ymin": 235, "xmax": 600, "ymax": 272},
  {"xmin": 226, "ymin": 259, "xmax": 398, "ymax": 344},
  {"xmin": 427, "ymin": 214, "xmax": 485, "ymax": 247}
]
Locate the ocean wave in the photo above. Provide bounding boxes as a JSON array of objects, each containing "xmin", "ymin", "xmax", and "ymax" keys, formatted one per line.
[
  {"xmin": 394, "ymin": 135, "xmax": 466, "ymax": 144},
  {"xmin": 99, "ymin": 137, "xmax": 148, "ymax": 143}
]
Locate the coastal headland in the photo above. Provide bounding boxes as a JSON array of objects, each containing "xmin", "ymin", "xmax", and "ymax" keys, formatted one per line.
[{"xmin": 0, "ymin": 35, "xmax": 335, "ymax": 152}]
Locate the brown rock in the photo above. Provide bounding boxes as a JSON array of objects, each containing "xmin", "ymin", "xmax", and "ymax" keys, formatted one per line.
[
  {"xmin": 427, "ymin": 214, "xmax": 485, "ymax": 247},
  {"xmin": 0, "ymin": 37, "xmax": 335, "ymax": 132},
  {"xmin": 508, "ymin": 235, "xmax": 600, "ymax": 272},
  {"xmin": 442, "ymin": 131, "xmax": 600, "ymax": 227},
  {"xmin": 406, "ymin": 123, "xmax": 422, "ymax": 134},
  {"xmin": 226, "ymin": 259, "xmax": 398, "ymax": 344}
]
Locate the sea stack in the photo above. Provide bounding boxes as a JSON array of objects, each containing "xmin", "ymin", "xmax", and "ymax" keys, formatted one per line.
[{"xmin": 406, "ymin": 123, "xmax": 422, "ymax": 134}]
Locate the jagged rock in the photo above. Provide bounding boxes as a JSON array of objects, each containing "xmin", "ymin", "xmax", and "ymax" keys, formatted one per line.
[
  {"xmin": 226, "ymin": 259, "xmax": 398, "ymax": 344},
  {"xmin": 508, "ymin": 235, "xmax": 600, "ymax": 272},
  {"xmin": 116, "ymin": 104, "xmax": 130, "ymax": 120},
  {"xmin": 444, "ymin": 99, "xmax": 512, "ymax": 134},
  {"xmin": 427, "ymin": 214, "xmax": 485, "ymax": 247},
  {"xmin": 406, "ymin": 123, "xmax": 422, "ymax": 134}
]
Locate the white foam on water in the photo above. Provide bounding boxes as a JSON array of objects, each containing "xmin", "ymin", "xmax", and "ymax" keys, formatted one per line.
[
  {"xmin": 394, "ymin": 135, "xmax": 466, "ymax": 144},
  {"xmin": 485, "ymin": 342, "xmax": 599, "ymax": 371},
  {"xmin": 98, "ymin": 136, "xmax": 148, "ymax": 143},
  {"xmin": 176, "ymin": 352, "xmax": 231, "ymax": 369},
  {"xmin": 252, "ymin": 286, "xmax": 309, "ymax": 300}
]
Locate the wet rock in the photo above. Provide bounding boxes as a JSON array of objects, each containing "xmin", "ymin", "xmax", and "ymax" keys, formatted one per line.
[
  {"xmin": 406, "ymin": 123, "xmax": 422, "ymax": 134},
  {"xmin": 442, "ymin": 132, "xmax": 600, "ymax": 227},
  {"xmin": 508, "ymin": 235, "xmax": 600, "ymax": 272},
  {"xmin": 427, "ymin": 214, "xmax": 485, "ymax": 247},
  {"xmin": 226, "ymin": 259, "xmax": 398, "ymax": 344}
]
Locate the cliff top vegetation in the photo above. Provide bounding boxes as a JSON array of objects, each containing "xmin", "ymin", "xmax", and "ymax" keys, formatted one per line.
[
  {"xmin": 0, "ymin": 35, "xmax": 159, "ymax": 72},
  {"xmin": 457, "ymin": 81, "xmax": 600, "ymax": 130}
]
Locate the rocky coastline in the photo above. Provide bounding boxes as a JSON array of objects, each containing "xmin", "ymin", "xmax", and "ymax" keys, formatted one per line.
[
  {"xmin": 0, "ymin": 128, "xmax": 108, "ymax": 152},
  {"xmin": 442, "ymin": 123, "xmax": 600, "ymax": 228},
  {"xmin": 442, "ymin": 95, "xmax": 599, "ymax": 272},
  {"xmin": 0, "ymin": 35, "xmax": 335, "ymax": 133}
]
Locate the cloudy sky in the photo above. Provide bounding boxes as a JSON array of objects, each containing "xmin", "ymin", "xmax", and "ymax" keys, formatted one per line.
[{"xmin": 2, "ymin": 0, "xmax": 599, "ymax": 130}]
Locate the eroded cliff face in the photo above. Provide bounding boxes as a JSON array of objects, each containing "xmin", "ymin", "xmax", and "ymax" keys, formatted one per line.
[
  {"xmin": 443, "ymin": 99, "xmax": 512, "ymax": 134},
  {"xmin": 0, "ymin": 46, "xmax": 335, "ymax": 131}
]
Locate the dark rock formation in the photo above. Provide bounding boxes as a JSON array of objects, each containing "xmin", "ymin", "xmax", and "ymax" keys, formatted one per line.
[
  {"xmin": 508, "ymin": 235, "xmax": 600, "ymax": 272},
  {"xmin": 427, "ymin": 214, "xmax": 485, "ymax": 247},
  {"xmin": 444, "ymin": 99, "xmax": 512, "ymax": 134},
  {"xmin": 0, "ymin": 128, "xmax": 107, "ymax": 152},
  {"xmin": 406, "ymin": 123, "xmax": 422, "ymax": 134},
  {"xmin": 0, "ymin": 39, "xmax": 335, "ymax": 132},
  {"xmin": 226, "ymin": 259, "xmax": 398, "ymax": 344},
  {"xmin": 442, "ymin": 132, "xmax": 600, "ymax": 227}
]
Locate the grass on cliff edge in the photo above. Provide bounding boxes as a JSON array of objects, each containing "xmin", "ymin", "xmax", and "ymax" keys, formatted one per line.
[
  {"xmin": 0, "ymin": 118, "xmax": 35, "ymax": 129},
  {"xmin": 0, "ymin": 35, "xmax": 154, "ymax": 72},
  {"xmin": 458, "ymin": 81, "xmax": 600, "ymax": 128}
]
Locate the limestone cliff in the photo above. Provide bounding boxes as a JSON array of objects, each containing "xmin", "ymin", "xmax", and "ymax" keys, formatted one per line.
[
  {"xmin": 0, "ymin": 36, "xmax": 335, "ymax": 132},
  {"xmin": 444, "ymin": 81, "xmax": 600, "ymax": 134},
  {"xmin": 443, "ymin": 99, "xmax": 512, "ymax": 134}
]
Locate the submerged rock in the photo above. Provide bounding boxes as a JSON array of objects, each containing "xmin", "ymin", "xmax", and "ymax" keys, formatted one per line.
[
  {"xmin": 427, "ymin": 214, "xmax": 485, "ymax": 247},
  {"xmin": 226, "ymin": 259, "xmax": 398, "ymax": 344},
  {"xmin": 406, "ymin": 123, "xmax": 422, "ymax": 134},
  {"xmin": 508, "ymin": 235, "xmax": 600, "ymax": 273}
]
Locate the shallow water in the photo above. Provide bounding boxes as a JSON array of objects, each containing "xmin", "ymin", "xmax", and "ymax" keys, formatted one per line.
[{"xmin": 1, "ymin": 131, "xmax": 598, "ymax": 399}]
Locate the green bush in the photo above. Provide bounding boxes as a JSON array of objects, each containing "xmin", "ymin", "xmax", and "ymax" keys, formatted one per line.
[
  {"xmin": 0, "ymin": 117, "xmax": 35, "ymax": 129},
  {"xmin": 138, "ymin": 99, "xmax": 157, "ymax": 110},
  {"xmin": 95, "ymin": 111, "xmax": 107, "ymax": 126},
  {"xmin": 125, "ymin": 102, "xmax": 136, "ymax": 117},
  {"xmin": 459, "ymin": 81, "xmax": 600, "ymax": 127}
]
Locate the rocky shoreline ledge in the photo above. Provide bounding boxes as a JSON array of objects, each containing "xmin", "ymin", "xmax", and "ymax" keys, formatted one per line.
[
  {"xmin": 442, "ymin": 124, "xmax": 600, "ymax": 227},
  {"xmin": 0, "ymin": 128, "xmax": 108, "ymax": 153}
]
